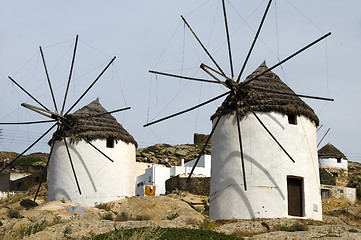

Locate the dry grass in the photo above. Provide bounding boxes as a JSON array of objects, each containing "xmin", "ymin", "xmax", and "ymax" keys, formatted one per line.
[
  {"xmin": 115, "ymin": 211, "xmax": 131, "ymax": 221},
  {"xmin": 101, "ymin": 212, "xmax": 113, "ymax": 221},
  {"xmin": 198, "ymin": 219, "xmax": 223, "ymax": 231},
  {"xmin": 120, "ymin": 227, "xmax": 165, "ymax": 240},
  {"xmin": 95, "ymin": 203, "xmax": 111, "ymax": 211}
]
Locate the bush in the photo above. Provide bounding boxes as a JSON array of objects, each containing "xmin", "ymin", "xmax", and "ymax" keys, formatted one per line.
[
  {"xmin": 347, "ymin": 176, "xmax": 361, "ymax": 199},
  {"xmin": 95, "ymin": 203, "xmax": 111, "ymax": 211},
  {"xmin": 15, "ymin": 157, "xmax": 43, "ymax": 166},
  {"xmin": 18, "ymin": 216, "xmax": 62, "ymax": 237},
  {"xmin": 101, "ymin": 212, "xmax": 113, "ymax": 221},
  {"xmin": 289, "ymin": 222, "xmax": 309, "ymax": 231},
  {"xmin": 135, "ymin": 215, "xmax": 151, "ymax": 221},
  {"xmin": 19, "ymin": 220, "xmax": 49, "ymax": 236},
  {"xmin": 116, "ymin": 211, "xmax": 130, "ymax": 221},
  {"xmin": 261, "ymin": 221, "xmax": 270, "ymax": 230},
  {"xmin": 8, "ymin": 209, "xmax": 22, "ymax": 219},
  {"xmin": 167, "ymin": 213, "xmax": 179, "ymax": 220},
  {"xmin": 275, "ymin": 222, "xmax": 309, "ymax": 232},
  {"xmin": 198, "ymin": 219, "xmax": 221, "ymax": 231}
]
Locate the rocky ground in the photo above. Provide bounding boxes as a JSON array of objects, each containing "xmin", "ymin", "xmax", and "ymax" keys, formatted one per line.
[
  {"xmin": 1, "ymin": 150, "xmax": 361, "ymax": 239},
  {"xmin": 0, "ymin": 186, "xmax": 361, "ymax": 239}
]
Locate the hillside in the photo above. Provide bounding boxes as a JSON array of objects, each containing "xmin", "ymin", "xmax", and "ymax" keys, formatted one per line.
[
  {"xmin": 0, "ymin": 143, "xmax": 211, "ymax": 169},
  {"xmin": 136, "ymin": 143, "xmax": 211, "ymax": 166}
]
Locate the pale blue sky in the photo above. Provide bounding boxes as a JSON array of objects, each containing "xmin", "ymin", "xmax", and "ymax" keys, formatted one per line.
[{"xmin": 0, "ymin": 0, "xmax": 360, "ymax": 162}]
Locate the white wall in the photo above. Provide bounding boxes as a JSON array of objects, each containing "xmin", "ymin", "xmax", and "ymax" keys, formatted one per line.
[
  {"xmin": 135, "ymin": 164, "xmax": 170, "ymax": 196},
  {"xmin": 210, "ymin": 112, "xmax": 322, "ymax": 220},
  {"xmin": 319, "ymin": 158, "xmax": 348, "ymax": 170},
  {"xmin": 183, "ymin": 155, "xmax": 211, "ymax": 177},
  {"xmin": 0, "ymin": 191, "xmax": 17, "ymax": 200},
  {"xmin": 149, "ymin": 165, "xmax": 170, "ymax": 196},
  {"xmin": 135, "ymin": 172, "xmax": 147, "ymax": 196},
  {"xmin": 321, "ymin": 184, "xmax": 356, "ymax": 202},
  {"xmin": 48, "ymin": 138, "xmax": 136, "ymax": 207},
  {"xmin": 10, "ymin": 173, "xmax": 31, "ymax": 181},
  {"xmin": 135, "ymin": 155, "xmax": 211, "ymax": 196},
  {"xmin": 135, "ymin": 162, "xmax": 153, "ymax": 178}
]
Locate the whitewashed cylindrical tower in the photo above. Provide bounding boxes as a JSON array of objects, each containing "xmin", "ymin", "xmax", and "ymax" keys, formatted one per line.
[
  {"xmin": 318, "ymin": 143, "xmax": 348, "ymax": 171},
  {"xmin": 48, "ymin": 99, "xmax": 137, "ymax": 207},
  {"xmin": 210, "ymin": 62, "xmax": 322, "ymax": 220}
]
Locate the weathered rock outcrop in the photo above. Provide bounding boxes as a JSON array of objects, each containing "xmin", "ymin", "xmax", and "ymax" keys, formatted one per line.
[
  {"xmin": 0, "ymin": 191, "xmax": 361, "ymax": 239},
  {"xmin": 136, "ymin": 144, "xmax": 211, "ymax": 166}
]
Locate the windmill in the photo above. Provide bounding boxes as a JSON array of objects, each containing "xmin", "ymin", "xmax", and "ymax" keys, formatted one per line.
[
  {"xmin": 0, "ymin": 36, "xmax": 136, "ymax": 206},
  {"xmin": 144, "ymin": 0, "xmax": 333, "ymax": 220}
]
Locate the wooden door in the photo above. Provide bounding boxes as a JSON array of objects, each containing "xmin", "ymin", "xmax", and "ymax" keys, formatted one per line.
[
  {"xmin": 321, "ymin": 189, "xmax": 330, "ymax": 199},
  {"xmin": 287, "ymin": 177, "xmax": 303, "ymax": 217}
]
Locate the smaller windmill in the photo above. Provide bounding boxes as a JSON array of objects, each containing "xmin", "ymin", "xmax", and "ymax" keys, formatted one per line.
[
  {"xmin": 0, "ymin": 36, "xmax": 134, "ymax": 206},
  {"xmin": 144, "ymin": 0, "xmax": 333, "ymax": 220},
  {"xmin": 318, "ymin": 143, "xmax": 348, "ymax": 175},
  {"xmin": 47, "ymin": 98, "xmax": 137, "ymax": 206}
]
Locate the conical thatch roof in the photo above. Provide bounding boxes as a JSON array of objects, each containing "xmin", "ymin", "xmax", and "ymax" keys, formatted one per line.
[
  {"xmin": 318, "ymin": 143, "xmax": 347, "ymax": 160},
  {"xmin": 49, "ymin": 98, "xmax": 137, "ymax": 147},
  {"xmin": 211, "ymin": 61, "xmax": 319, "ymax": 126}
]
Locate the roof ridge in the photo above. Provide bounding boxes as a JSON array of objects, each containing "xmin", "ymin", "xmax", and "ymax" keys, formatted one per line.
[
  {"xmin": 318, "ymin": 143, "xmax": 347, "ymax": 160},
  {"xmin": 211, "ymin": 62, "xmax": 319, "ymax": 125},
  {"xmin": 49, "ymin": 99, "xmax": 138, "ymax": 147}
]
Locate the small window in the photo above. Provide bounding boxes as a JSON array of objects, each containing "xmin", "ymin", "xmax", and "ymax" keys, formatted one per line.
[
  {"xmin": 106, "ymin": 137, "xmax": 114, "ymax": 148},
  {"xmin": 340, "ymin": 189, "xmax": 344, "ymax": 193},
  {"xmin": 288, "ymin": 114, "xmax": 297, "ymax": 125},
  {"xmin": 148, "ymin": 176, "xmax": 151, "ymax": 183},
  {"xmin": 337, "ymin": 158, "xmax": 341, "ymax": 163}
]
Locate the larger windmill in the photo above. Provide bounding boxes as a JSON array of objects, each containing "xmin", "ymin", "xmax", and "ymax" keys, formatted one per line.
[
  {"xmin": 0, "ymin": 36, "xmax": 136, "ymax": 207},
  {"xmin": 144, "ymin": 0, "xmax": 333, "ymax": 220}
]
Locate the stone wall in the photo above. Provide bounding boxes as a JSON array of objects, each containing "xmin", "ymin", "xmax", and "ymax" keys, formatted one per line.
[
  {"xmin": 320, "ymin": 184, "xmax": 356, "ymax": 202},
  {"xmin": 9, "ymin": 171, "xmax": 45, "ymax": 192},
  {"xmin": 319, "ymin": 168, "xmax": 336, "ymax": 185},
  {"xmin": 165, "ymin": 175, "xmax": 210, "ymax": 196},
  {"xmin": 320, "ymin": 167, "xmax": 348, "ymax": 187},
  {"xmin": 193, "ymin": 133, "xmax": 211, "ymax": 145}
]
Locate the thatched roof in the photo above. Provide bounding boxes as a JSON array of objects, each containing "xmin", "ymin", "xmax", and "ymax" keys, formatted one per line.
[
  {"xmin": 211, "ymin": 61, "xmax": 319, "ymax": 126},
  {"xmin": 318, "ymin": 143, "xmax": 347, "ymax": 160},
  {"xmin": 49, "ymin": 99, "xmax": 137, "ymax": 147}
]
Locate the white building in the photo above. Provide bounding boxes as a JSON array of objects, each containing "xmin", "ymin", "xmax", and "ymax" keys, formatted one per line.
[
  {"xmin": 318, "ymin": 143, "xmax": 355, "ymax": 202},
  {"xmin": 210, "ymin": 62, "xmax": 322, "ymax": 221},
  {"xmin": 318, "ymin": 143, "xmax": 348, "ymax": 171},
  {"xmin": 48, "ymin": 99, "xmax": 137, "ymax": 207},
  {"xmin": 135, "ymin": 155, "xmax": 211, "ymax": 196}
]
